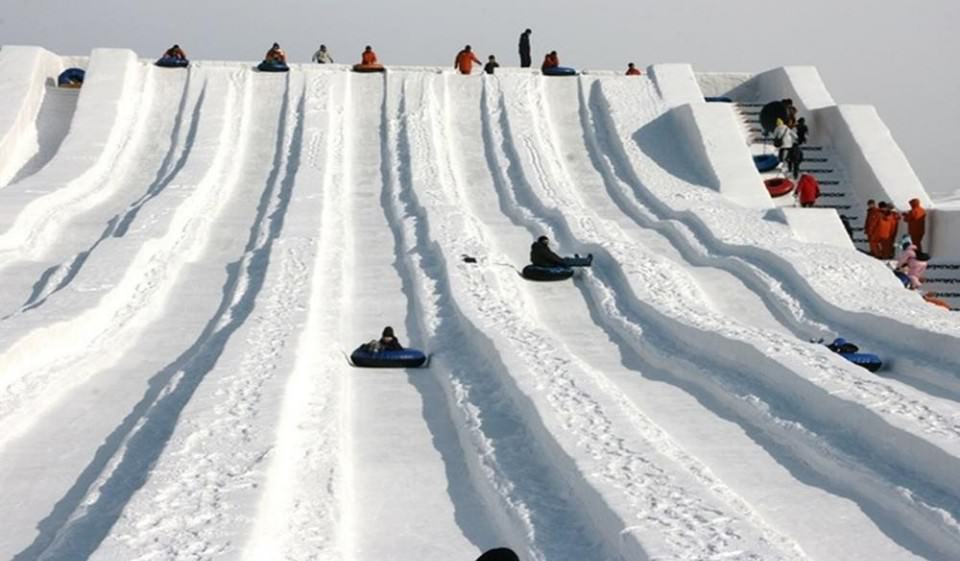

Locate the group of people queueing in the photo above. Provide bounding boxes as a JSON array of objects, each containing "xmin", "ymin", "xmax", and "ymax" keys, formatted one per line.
[{"xmin": 864, "ymin": 198, "xmax": 929, "ymax": 290}]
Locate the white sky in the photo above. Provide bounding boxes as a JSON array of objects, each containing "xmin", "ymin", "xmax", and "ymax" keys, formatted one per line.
[{"xmin": 2, "ymin": 0, "xmax": 956, "ymax": 201}]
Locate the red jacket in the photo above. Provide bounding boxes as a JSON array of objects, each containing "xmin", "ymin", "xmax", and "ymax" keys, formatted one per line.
[
  {"xmin": 361, "ymin": 50, "xmax": 378, "ymax": 65},
  {"xmin": 455, "ymin": 50, "xmax": 481, "ymax": 74},
  {"xmin": 902, "ymin": 198, "xmax": 926, "ymax": 241},
  {"xmin": 625, "ymin": 67, "xmax": 641, "ymax": 76},
  {"xmin": 796, "ymin": 174, "xmax": 820, "ymax": 205},
  {"xmin": 541, "ymin": 53, "xmax": 559, "ymax": 70}
]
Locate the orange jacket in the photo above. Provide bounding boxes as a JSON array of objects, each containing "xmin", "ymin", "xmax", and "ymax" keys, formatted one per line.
[
  {"xmin": 542, "ymin": 53, "xmax": 559, "ymax": 70},
  {"xmin": 625, "ymin": 67, "xmax": 641, "ymax": 76},
  {"xmin": 871, "ymin": 210, "xmax": 900, "ymax": 240},
  {"xmin": 902, "ymin": 198, "xmax": 926, "ymax": 240},
  {"xmin": 864, "ymin": 206, "xmax": 880, "ymax": 239},
  {"xmin": 455, "ymin": 50, "xmax": 481, "ymax": 74},
  {"xmin": 361, "ymin": 50, "xmax": 378, "ymax": 65}
]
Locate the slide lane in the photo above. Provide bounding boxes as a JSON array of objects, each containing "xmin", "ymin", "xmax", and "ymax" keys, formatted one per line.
[
  {"xmin": 0, "ymin": 49, "xmax": 144, "ymax": 259},
  {"xmin": 499, "ymin": 72, "xmax": 960, "ymax": 559},
  {"xmin": 0, "ymin": 65, "xmax": 257, "ymax": 560},
  {"xmin": 339, "ymin": 71, "xmax": 487, "ymax": 561},
  {"xmin": 88, "ymin": 69, "xmax": 321, "ymax": 560},
  {"xmin": 242, "ymin": 70, "xmax": 351, "ymax": 561},
  {"xmin": 470, "ymin": 74, "xmax": 809, "ymax": 561},
  {"xmin": 0, "ymin": 63, "xmax": 190, "ymax": 317},
  {"xmin": 0, "ymin": 66, "xmax": 243, "ymax": 453},
  {"xmin": 7, "ymin": 83, "xmax": 79, "ymax": 187}
]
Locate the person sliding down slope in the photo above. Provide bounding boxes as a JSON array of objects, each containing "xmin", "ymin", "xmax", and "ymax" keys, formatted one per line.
[
  {"xmin": 530, "ymin": 235, "xmax": 567, "ymax": 267},
  {"xmin": 264, "ymin": 42, "xmax": 287, "ymax": 63},
  {"xmin": 361, "ymin": 326, "xmax": 404, "ymax": 353},
  {"xmin": 454, "ymin": 45, "xmax": 482, "ymax": 74}
]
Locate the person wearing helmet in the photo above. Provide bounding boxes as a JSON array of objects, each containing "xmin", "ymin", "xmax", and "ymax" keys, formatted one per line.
[{"xmin": 454, "ymin": 45, "xmax": 482, "ymax": 75}]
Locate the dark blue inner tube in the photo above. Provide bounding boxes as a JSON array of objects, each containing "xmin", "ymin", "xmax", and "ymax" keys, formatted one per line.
[
  {"xmin": 257, "ymin": 60, "xmax": 290, "ymax": 72},
  {"xmin": 542, "ymin": 66, "xmax": 577, "ymax": 76},
  {"xmin": 704, "ymin": 96, "xmax": 733, "ymax": 103},
  {"xmin": 57, "ymin": 67, "xmax": 86, "ymax": 86},
  {"xmin": 838, "ymin": 352, "xmax": 882, "ymax": 372},
  {"xmin": 753, "ymin": 154, "xmax": 780, "ymax": 172},
  {"xmin": 522, "ymin": 264, "xmax": 574, "ymax": 281},
  {"xmin": 156, "ymin": 57, "xmax": 189, "ymax": 68},
  {"xmin": 350, "ymin": 347, "xmax": 427, "ymax": 368}
]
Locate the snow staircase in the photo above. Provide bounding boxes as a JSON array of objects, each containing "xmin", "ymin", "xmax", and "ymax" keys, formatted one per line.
[{"xmin": 732, "ymin": 102, "xmax": 958, "ymax": 310}]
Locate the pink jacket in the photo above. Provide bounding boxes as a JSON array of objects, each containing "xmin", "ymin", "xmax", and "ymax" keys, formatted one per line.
[{"xmin": 896, "ymin": 245, "xmax": 927, "ymax": 280}]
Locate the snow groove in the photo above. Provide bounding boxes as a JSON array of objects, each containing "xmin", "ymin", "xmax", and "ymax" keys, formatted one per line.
[{"xmin": 25, "ymin": 70, "xmax": 305, "ymax": 561}]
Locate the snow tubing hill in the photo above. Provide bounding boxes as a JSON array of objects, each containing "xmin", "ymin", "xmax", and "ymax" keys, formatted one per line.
[
  {"xmin": 704, "ymin": 96, "xmax": 733, "ymax": 103},
  {"xmin": 765, "ymin": 177, "xmax": 794, "ymax": 197},
  {"xmin": 353, "ymin": 63, "xmax": 385, "ymax": 73},
  {"xmin": 257, "ymin": 60, "xmax": 289, "ymax": 72},
  {"xmin": 543, "ymin": 66, "xmax": 577, "ymax": 76},
  {"xmin": 753, "ymin": 154, "xmax": 780, "ymax": 172},
  {"xmin": 156, "ymin": 57, "xmax": 189, "ymax": 68},
  {"xmin": 350, "ymin": 347, "xmax": 427, "ymax": 368},
  {"xmin": 58, "ymin": 67, "xmax": 85, "ymax": 87},
  {"xmin": 522, "ymin": 265, "xmax": 574, "ymax": 281}
]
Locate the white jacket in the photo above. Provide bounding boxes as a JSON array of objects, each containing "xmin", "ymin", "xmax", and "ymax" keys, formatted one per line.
[
  {"xmin": 773, "ymin": 124, "xmax": 796, "ymax": 148},
  {"xmin": 312, "ymin": 49, "xmax": 333, "ymax": 63}
]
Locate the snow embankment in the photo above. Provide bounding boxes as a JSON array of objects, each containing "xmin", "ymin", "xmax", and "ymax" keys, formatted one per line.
[{"xmin": 0, "ymin": 46, "xmax": 63, "ymax": 187}]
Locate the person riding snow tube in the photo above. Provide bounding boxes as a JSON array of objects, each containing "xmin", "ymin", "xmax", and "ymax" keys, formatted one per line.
[
  {"xmin": 522, "ymin": 236, "xmax": 591, "ymax": 280},
  {"xmin": 353, "ymin": 45, "xmax": 384, "ymax": 72},
  {"xmin": 58, "ymin": 67, "xmax": 85, "ymax": 88},
  {"xmin": 824, "ymin": 338, "xmax": 882, "ymax": 372},
  {"xmin": 349, "ymin": 327, "xmax": 428, "ymax": 368},
  {"xmin": 259, "ymin": 43, "xmax": 289, "ymax": 72},
  {"xmin": 156, "ymin": 45, "xmax": 189, "ymax": 67}
]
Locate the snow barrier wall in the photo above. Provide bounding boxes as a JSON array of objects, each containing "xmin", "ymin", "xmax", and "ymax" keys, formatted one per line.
[
  {"xmin": 0, "ymin": 46, "xmax": 63, "ymax": 186},
  {"xmin": 733, "ymin": 66, "xmax": 960, "ymax": 258},
  {"xmin": 648, "ymin": 64, "xmax": 772, "ymax": 210}
]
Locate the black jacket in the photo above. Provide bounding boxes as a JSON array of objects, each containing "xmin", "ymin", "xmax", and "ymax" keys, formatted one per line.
[
  {"xmin": 530, "ymin": 240, "xmax": 565, "ymax": 267},
  {"xmin": 518, "ymin": 32, "xmax": 531, "ymax": 55}
]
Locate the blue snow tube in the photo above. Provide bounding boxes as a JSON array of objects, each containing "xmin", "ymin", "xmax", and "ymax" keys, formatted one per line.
[
  {"xmin": 522, "ymin": 264, "xmax": 574, "ymax": 281},
  {"xmin": 837, "ymin": 352, "xmax": 883, "ymax": 372},
  {"xmin": 542, "ymin": 66, "xmax": 577, "ymax": 76},
  {"xmin": 257, "ymin": 60, "xmax": 290, "ymax": 72},
  {"xmin": 57, "ymin": 67, "xmax": 86, "ymax": 87},
  {"xmin": 156, "ymin": 57, "xmax": 189, "ymax": 68},
  {"xmin": 350, "ymin": 347, "xmax": 427, "ymax": 368},
  {"xmin": 753, "ymin": 154, "xmax": 780, "ymax": 172},
  {"xmin": 704, "ymin": 96, "xmax": 733, "ymax": 103}
]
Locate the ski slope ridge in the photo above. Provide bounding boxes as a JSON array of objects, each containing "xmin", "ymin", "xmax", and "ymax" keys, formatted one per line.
[{"xmin": 0, "ymin": 52, "xmax": 958, "ymax": 561}]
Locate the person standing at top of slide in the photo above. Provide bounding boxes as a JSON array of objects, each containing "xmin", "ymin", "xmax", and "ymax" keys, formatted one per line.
[
  {"xmin": 518, "ymin": 28, "xmax": 532, "ymax": 67},
  {"xmin": 454, "ymin": 45, "xmax": 482, "ymax": 74}
]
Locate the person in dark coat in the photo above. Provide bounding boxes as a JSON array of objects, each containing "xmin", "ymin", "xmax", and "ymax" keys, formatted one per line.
[
  {"xmin": 378, "ymin": 326, "xmax": 403, "ymax": 350},
  {"xmin": 795, "ymin": 117, "xmax": 808, "ymax": 145},
  {"xmin": 518, "ymin": 28, "xmax": 532, "ymax": 68},
  {"xmin": 484, "ymin": 55, "xmax": 500, "ymax": 75},
  {"xmin": 786, "ymin": 143, "xmax": 804, "ymax": 179},
  {"xmin": 530, "ymin": 235, "xmax": 566, "ymax": 267}
]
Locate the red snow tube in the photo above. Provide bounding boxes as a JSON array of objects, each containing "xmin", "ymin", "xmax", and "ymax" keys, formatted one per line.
[
  {"xmin": 764, "ymin": 177, "xmax": 794, "ymax": 198},
  {"xmin": 353, "ymin": 63, "xmax": 385, "ymax": 73}
]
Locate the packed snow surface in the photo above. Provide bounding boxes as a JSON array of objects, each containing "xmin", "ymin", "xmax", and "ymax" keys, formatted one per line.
[{"xmin": 1, "ymin": 56, "xmax": 959, "ymax": 561}]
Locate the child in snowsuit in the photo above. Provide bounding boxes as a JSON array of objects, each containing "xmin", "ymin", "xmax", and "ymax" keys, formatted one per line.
[
  {"xmin": 896, "ymin": 242, "xmax": 927, "ymax": 289},
  {"xmin": 484, "ymin": 55, "xmax": 499, "ymax": 75}
]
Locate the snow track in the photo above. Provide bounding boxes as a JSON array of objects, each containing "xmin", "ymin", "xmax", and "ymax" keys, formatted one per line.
[{"xmin": 1, "ymin": 60, "xmax": 959, "ymax": 561}]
